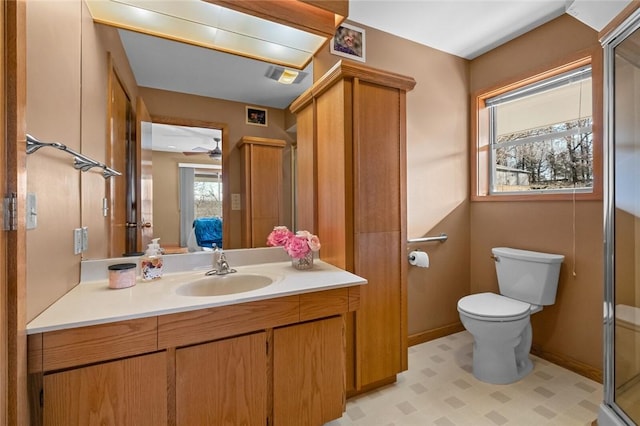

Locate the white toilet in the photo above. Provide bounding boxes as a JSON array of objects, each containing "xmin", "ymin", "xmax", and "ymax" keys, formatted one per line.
[{"xmin": 457, "ymin": 247, "xmax": 564, "ymax": 384}]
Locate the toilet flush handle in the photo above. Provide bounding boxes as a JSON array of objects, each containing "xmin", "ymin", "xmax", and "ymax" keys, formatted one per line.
[{"xmin": 491, "ymin": 254, "xmax": 500, "ymax": 262}]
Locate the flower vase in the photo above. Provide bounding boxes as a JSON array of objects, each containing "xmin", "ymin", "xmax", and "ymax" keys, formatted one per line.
[{"xmin": 291, "ymin": 251, "xmax": 313, "ymax": 270}]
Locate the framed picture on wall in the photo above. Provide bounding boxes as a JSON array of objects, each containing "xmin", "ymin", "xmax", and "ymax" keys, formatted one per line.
[
  {"xmin": 246, "ymin": 106, "xmax": 268, "ymax": 126},
  {"xmin": 330, "ymin": 22, "xmax": 366, "ymax": 62}
]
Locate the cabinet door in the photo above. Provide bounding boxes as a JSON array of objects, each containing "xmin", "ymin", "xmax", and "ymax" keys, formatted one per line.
[
  {"xmin": 273, "ymin": 316, "xmax": 345, "ymax": 426},
  {"xmin": 43, "ymin": 352, "xmax": 167, "ymax": 426},
  {"xmin": 239, "ymin": 138, "xmax": 285, "ymax": 248},
  {"xmin": 175, "ymin": 332, "xmax": 267, "ymax": 426}
]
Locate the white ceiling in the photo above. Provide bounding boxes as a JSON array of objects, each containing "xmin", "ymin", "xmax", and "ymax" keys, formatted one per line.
[
  {"xmin": 122, "ymin": 0, "xmax": 631, "ymax": 151},
  {"xmin": 348, "ymin": 0, "xmax": 631, "ymax": 60}
]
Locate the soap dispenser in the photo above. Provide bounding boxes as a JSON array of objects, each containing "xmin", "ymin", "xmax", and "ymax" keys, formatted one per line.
[{"xmin": 141, "ymin": 238, "xmax": 164, "ymax": 281}]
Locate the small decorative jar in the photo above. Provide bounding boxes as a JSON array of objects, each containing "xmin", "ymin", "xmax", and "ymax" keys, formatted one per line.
[
  {"xmin": 291, "ymin": 251, "xmax": 313, "ymax": 270},
  {"xmin": 108, "ymin": 263, "xmax": 137, "ymax": 289}
]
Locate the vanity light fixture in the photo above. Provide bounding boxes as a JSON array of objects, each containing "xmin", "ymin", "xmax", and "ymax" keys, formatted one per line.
[{"xmin": 266, "ymin": 66, "xmax": 308, "ymax": 85}]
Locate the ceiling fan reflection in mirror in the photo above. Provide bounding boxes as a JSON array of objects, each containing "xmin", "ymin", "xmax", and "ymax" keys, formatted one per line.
[
  {"xmin": 183, "ymin": 137, "xmax": 222, "ymax": 159},
  {"xmin": 183, "ymin": 138, "xmax": 222, "ymax": 160},
  {"xmin": 151, "ymin": 122, "xmax": 222, "ymax": 158}
]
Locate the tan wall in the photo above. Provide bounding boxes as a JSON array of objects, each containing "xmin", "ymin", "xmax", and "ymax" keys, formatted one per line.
[
  {"xmin": 81, "ymin": 22, "xmax": 139, "ymax": 261},
  {"xmin": 26, "ymin": 1, "xmax": 83, "ymax": 321},
  {"xmin": 151, "ymin": 151, "xmax": 187, "ymax": 247},
  {"xmin": 469, "ymin": 15, "xmax": 603, "ymax": 371},
  {"xmin": 26, "ymin": 3, "xmax": 140, "ymax": 320},
  {"xmin": 139, "ymin": 88, "xmax": 294, "ymax": 249},
  {"xmin": 313, "ymin": 22, "xmax": 471, "ymax": 336}
]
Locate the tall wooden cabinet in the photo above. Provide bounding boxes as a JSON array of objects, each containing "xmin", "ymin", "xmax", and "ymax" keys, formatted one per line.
[
  {"xmin": 291, "ymin": 61, "xmax": 416, "ymax": 393},
  {"xmin": 238, "ymin": 136, "xmax": 286, "ymax": 248}
]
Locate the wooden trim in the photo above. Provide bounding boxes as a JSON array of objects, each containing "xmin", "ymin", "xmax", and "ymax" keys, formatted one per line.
[
  {"xmin": 299, "ymin": 288, "xmax": 349, "ymax": 322},
  {"xmin": 531, "ymin": 344, "xmax": 603, "ymax": 383},
  {"xmin": 599, "ymin": 1, "xmax": 640, "ymax": 41},
  {"xmin": 237, "ymin": 136, "xmax": 286, "ymax": 148},
  {"xmin": 41, "ymin": 317, "xmax": 158, "ymax": 372},
  {"xmin": 470, "ymin": 49, "xmax": 603, "ymax": 202},
  {"xmin": 206, "ymin": 0, "xmax": 345, "ymax": 39},
  {"xmin": 301, "ymin": 0, "xmax": 348, "ymax": 19},
  {"xmin": 26, "ymin": 334, "xmax": 42, "ymax": 375},
  {"xmin": 290, "ymin": 60, "xmax": 416, "ymax": 113},
  {"xmin": 346, "ymin": 375, "xmax": 396, "ymax": 398},
  {"xmin": 5, "ymin": 0, "xmax": 28, "ymax": 424},
  {"xmin": 27, "ymin": 372, "xmax": 42, "ymax": 426},
  {"xmin": 347, "ymin": 286, "xmax": 360, "ymax": 312},
  {"xmin": 408, "ymin": 322, "xmax": 466, "ymax": 347},
  {"xmin": 266, "ymin": 328, "xmax": 274, "ymax": 426},
  {"xmin": 166, "ymin": 347, "xmax": 176, "ymax": 426},
  {"xmin": 157, "ymin": 296, "xmax": 300, "ymax": 349},
  {"xmin": 399, "ymin": 89, "xmax": 409, "ymax": 373}
]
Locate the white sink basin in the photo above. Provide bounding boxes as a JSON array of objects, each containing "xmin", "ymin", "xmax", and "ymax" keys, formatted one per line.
[{"xmin": 175, "ymin": 273, "xmax": 274, "ymax": 297}]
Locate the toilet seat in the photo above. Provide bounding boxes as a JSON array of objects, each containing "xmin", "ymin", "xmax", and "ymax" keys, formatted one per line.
[{"xmin": 458, "ymin": 292, "xmax": 531, "ymax": 322}]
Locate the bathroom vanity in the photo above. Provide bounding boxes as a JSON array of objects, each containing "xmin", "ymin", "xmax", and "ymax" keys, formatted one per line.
[{"xmin": 26, "ymin": 252, "xmax": 365, "ymax": 426}]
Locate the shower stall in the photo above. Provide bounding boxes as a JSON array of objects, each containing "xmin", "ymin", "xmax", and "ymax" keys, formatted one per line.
[{"xmin": 601, "ymin": 6, "xmax": 640, "ymax": 425}]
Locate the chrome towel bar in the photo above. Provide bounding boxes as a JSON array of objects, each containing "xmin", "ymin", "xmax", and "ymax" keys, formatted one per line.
[
  {"xmin": 26, "ymin": 134, "xmax": 121, "ymax": 179},
  {"xmin": 407, "ymin": 233, "xmax": 448, "ymax": 244}
]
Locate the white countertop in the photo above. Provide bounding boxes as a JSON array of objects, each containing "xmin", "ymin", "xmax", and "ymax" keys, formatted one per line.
[{"xmin": 27, "ymin": 259, "xmax": 366, "ymax": 334}]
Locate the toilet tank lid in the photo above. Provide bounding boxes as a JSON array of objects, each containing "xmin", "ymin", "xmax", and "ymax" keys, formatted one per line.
[{"xmin": 492, "ymin": 247, "xmax": 564, "ymax": 264}]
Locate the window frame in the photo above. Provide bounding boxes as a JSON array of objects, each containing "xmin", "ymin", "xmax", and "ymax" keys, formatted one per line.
[{"xmin": 471, "ymin": 52, "xmax": 603, "ymax": 202}]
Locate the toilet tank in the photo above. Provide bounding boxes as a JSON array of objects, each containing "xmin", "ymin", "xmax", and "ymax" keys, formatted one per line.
[{"xmin": 492, "ymin": 247, "xmax": 564, "ymax": 306}]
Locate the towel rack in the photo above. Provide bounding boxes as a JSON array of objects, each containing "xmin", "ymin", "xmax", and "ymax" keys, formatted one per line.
[
  {"xmin": 407, "ymin": 233, "xmax": 448, "ymax": 244},
  {"xmin": 26, "ymin": 134, "xmax": 121, "ymax": 179}
]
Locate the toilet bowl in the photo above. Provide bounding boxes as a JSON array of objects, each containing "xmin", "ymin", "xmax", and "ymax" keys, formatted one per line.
[
  {"xmin": 458, "ymin": 292, "xmax": 538, "ymax": 384},
  {"xmin": 457, "ymin": 247, "xmax": 563, "ymax": 384}
]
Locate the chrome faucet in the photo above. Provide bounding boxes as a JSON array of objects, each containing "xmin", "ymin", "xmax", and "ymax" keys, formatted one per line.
[{"xmin": 206, "ymin": 247, "xmax": 236, "ymax": 276}]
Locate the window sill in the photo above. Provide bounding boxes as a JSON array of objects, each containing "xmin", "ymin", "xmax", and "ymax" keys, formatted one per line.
[{"xmin": 471, "ymin": 191, "xmax": 602, "ymax": 202}]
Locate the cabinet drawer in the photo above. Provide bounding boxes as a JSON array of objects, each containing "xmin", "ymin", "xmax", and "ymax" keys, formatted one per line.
[
  {"xmin": 158, "ymin": 295, "xmax": 299, "ymax": 348},
  {"xmin": 41, "ymin": 317, "xmax": 157, "ymax": 372}
]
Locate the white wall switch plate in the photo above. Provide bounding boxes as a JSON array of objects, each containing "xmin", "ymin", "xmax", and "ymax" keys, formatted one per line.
[
  {"xmin": 26, "ymin": 193, "xmax": 37, "ymax": 230},
  {"xmin": 231, "ymin": 193, "xmax": 241, "ymax": 211},
  {"xmin": 81, "ymin": 227, "xmax": 88, "ymax": 252},
  {"xmin": 73, "ymin": 228, "xmax": 83, "ymax": 255}
]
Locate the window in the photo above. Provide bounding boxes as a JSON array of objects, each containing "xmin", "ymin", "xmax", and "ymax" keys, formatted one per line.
[
  {"xmin": 473, "ymin": 57, "xmax": 600, "ymax": 200},
  {"xmin": 179, "ymin": 164, "xmax": 222, "ymax": 246},
  {"xmin": 194, "ymin": 171, "xmax": 223, "ymax": 218}
]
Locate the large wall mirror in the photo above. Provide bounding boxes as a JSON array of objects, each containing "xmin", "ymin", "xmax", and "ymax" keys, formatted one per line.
[{"xmin": 74, "ymin": 3, "xmax": 319, "ymax": 259}]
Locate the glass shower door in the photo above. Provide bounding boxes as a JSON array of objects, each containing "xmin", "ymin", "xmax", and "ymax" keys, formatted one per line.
[{"xmin": 604, "ymin": 12, "xmax": 640, "ymax": 425}]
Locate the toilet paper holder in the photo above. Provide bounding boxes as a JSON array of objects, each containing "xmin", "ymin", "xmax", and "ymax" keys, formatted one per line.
[{"xmin": 408, "ymin": 250, "xmax": 430, "ymax": 267}]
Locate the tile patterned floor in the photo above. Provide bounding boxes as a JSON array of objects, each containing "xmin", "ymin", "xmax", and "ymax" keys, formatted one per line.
[{"xmin": 327, "ymin": 331, "xmax": 602, "ymax": 426}]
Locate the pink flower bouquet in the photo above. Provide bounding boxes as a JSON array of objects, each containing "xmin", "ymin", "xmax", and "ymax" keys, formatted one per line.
[{"xmin": 267, "ymin": 226, "xmax": 321, "ymax": 259}]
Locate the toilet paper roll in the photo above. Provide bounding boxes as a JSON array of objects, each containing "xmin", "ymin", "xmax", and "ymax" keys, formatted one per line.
[{"xmin": 409, "ymin": 251, "xmax": 429, "ymax": 268}]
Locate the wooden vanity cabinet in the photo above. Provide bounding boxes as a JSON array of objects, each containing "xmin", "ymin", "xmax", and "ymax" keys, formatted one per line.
[
  {"xmin": 273, "ymin": 316, "xmax": 345, "ymax": 426},
  {"xmin": 291, "ymin": 61, "xmax": 416, "ymax": 393},
  {"xmin": 43, "ymin": 352, "xmax": 167, "ymax": 425},
  {"xmin": 175, "ymin": 332, "xmax": 267, "ymax": 426},
  {"xmin": 238, "ymin": 136, "xmax": 287, "ymax": 248},
  {"xmin": 28, "ymin": 287, "xmax": 359, "ymax": 426},
  {"xmin": 27, "ymin": 317, "xmax": 164, "ymax": 426}
]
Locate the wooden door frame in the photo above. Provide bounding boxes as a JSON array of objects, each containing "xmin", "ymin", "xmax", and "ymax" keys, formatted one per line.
[
  {"xmin": 3, "ymin": 1, "xmax": 28, "ymax": 424},
  {"xmin": 107, "ymin": 62, "xmax": 135, "ymax": 257}
]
